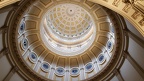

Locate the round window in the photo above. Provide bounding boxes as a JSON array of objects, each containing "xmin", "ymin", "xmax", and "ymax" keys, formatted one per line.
[
  {"xmin": 29, "ymin": 52, "xmax": 38, "ymax": 63},
  {"xmin": 70, "ymin": 67, "xmax": 80, "ymax": 76},
  {"xmin": 55, "ymin": 67, "xmax": 65, "ymax": 76},
  {"xmin": 85, "ymin": 62, "xmax": 94, "ymax": 72}
]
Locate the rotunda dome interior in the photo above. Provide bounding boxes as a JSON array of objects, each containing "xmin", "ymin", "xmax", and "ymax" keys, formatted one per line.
[
  {"xmin": 40, "ymin": 3, "xmax": 96, "ymax": 56},
  {"xmin": 0, "ymin": 0, "xmax": 144, "ymax": 81},
  {"xmin": 15, "ymin": 1, "xmax": 119, "ymax": 80}
]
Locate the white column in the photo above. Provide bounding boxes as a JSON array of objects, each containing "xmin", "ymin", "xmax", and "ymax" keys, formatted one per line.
[
  {"xmin": 48, "ymin": 57, "xmax": 58, "ymax": 80},
  {"xmin": 48, "ymin": 67, "xmax": 55, "ymax": 80},
  {"xmin": 80, "ymin": 68, "xmax": 85, "ymax": 80},
  {"xmin": 34, "ymin": 60, "xmax": 41, "ymax": 72},
  {"xmin": 78, "ymin": 57, "xmax": 85, "ymax": 80},
  {"xmin": 64, "ymin": 70, "xmax": 69, "ymax": 81},
  {"xmin": 94, "ymin": 61, "xmax": 99, "ymax": 73},
  {"xmin": 64, "ymin": 58, "xmax": 70, "ymax": 81}
]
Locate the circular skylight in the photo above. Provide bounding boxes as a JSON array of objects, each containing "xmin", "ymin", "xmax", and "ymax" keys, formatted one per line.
[{"xmin": 40, "ymin": 3, "xmax": 96, "ymax": 56}]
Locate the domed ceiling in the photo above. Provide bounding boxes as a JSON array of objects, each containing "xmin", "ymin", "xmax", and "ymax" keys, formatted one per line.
[
  {"xmin": 41, "ymin": 3, "xmax": 96, "ymax": 56},
  {"xmin": 7, "ymin": 0, "xmax": 124, "ymax": 81},
  {"xmin": 45, "ymin": 3, "xmax": 92, "ymax": 37}
]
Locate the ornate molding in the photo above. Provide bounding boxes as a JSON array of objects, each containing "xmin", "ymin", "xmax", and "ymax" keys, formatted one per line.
[
  {"xmin": 123, "ymin": 0, "xmax": 144, "ymax": 14},
  {"xmin": 89, "ymin": 0, "xmax": 144, "ymax": 37},
  {"xmin": 0, "ymin": 0, "xmax": 20, "ymax": 9}
]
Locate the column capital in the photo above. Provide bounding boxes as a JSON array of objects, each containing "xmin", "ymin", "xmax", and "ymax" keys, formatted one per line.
[
  {"xmin": 80, "ymin": 68, "xmax": 84, "ymax": 70},
  {"xmin": 94, "ymin": 61, "xmax": 97, "ymax": 64},
  {"xmin": 38, "ymin": 60, "xmax": 42, "ymax": 63},
  {"xmin": 66, "ymin": 70, "xmax": 69, "ymax": 72},
  {"xmin": 51, "ymin": 67, "xmax": 55, "ymax": 70}
]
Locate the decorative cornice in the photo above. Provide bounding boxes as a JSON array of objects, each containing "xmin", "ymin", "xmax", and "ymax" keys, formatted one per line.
[{"xmin": 89, "ymin": 0, "xmax": 144, "ymax": 37}]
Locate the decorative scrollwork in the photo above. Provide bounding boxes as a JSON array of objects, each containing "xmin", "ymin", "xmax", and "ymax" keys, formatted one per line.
[
  {"xmin": 123, "ymin": 0, "xmax": 144, "ymax": 14},
  {"xmin": 112, "ymin": 0, "xmax": 121, "ymax": 7}
]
